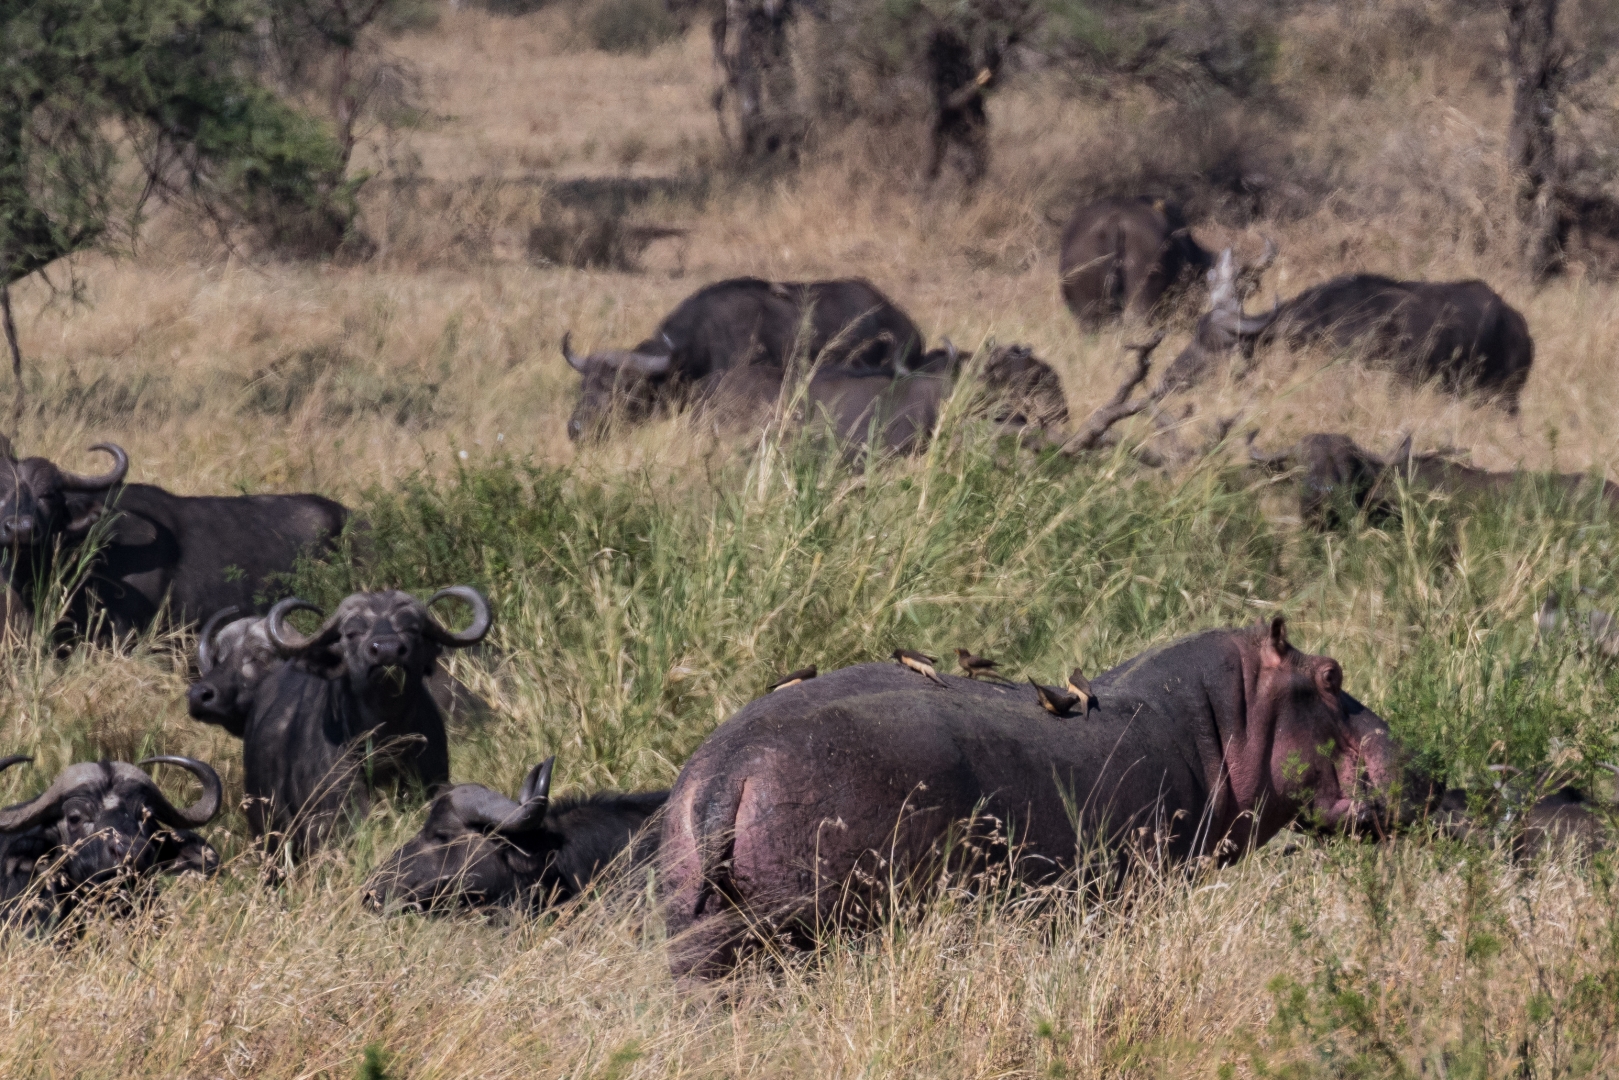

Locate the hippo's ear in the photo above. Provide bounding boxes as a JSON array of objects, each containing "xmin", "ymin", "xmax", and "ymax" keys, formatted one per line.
[
  {"xmin": 1262, "ymin": 616, "xmax": 1291, "ymax": 666},
  {"xmin": 1314, "ymin": 660, "xmax": 1342, "ymax": 696}
]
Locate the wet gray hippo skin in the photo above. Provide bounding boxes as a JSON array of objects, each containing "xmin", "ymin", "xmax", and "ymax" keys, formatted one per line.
[{"xmin": 660, "ymin": 619, "xmax": 1397, "ymax": 981}]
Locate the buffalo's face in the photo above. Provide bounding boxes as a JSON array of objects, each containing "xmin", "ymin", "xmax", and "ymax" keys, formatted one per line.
[
  {"xmin": 567, "ymin": 361, "xmax": 668, "ymax": 442},
  {"xmin": 0, "ymin": 760, "xmax": 223, "ymax": 903},
  {"xmin": 332, "ymin": 593, "xmax": 438, "ymax": 693},
  {"xmin": 1253, "ymin": 619, "xmax": 1397, "ymax": 835},
  {"xmin": 266, "ymin": 587, "xmax": 491, "ymax": 702},
  {"xmin": 365, "ymin": 761, "xmax": 554, "ymax": 914},
  {"xmin": 365, "ymin": 795, "xmax": 524, "ymax": 911},
  {"xmin": 562, "ymin": 335, "xmax": 675, "ymax": 442},
  {"xmin": 0, "ymin": 446, "xmax": 128, "ymax": 552},
  {"xmin": 187, "ymin": 618, "xmax": 277, "ymax": 736}
]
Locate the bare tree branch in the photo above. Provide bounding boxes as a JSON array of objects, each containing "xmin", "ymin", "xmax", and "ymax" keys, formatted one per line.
[{"xmin": 1059, "ymin": 333, "xmax": 1165, "ymax": 455}]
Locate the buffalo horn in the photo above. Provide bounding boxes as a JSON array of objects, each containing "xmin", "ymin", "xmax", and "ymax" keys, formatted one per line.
[
  {"xmin": 518, "ymin": 756, "xmax": 555, "ymax": 806},
  {"xmin": 562, "ymin": 332, "xmax": 587, "ymax": 373},
  {"xmin": 497, "ymin": 756, "xmax": 554, "ymax": 834},
  {"xmin": 266, "ymin": 597, "xmax": 337, "ymax": 655},
  {"xmin": 1210, "ymin": 304, "xmax": 1279, "ymax": 340},
  {"xmin": 0, "ymin": 755, "xmax": 32, "ymax": 777},
  {"xmin": 136, "ymin": 756, "xmax": 224, "ymax": 828},
  {"xmin": 58, "ymin": 442, "xmax": 129, "ymax": 491},
  {"xmin": 196, "ymin": 606, "xmax": 241, "ymax": 674},
  {"xmin": 0, "ymin": 762, "xmax": 106, "ymax": 832},
  {"xmin": 425, "ymin": 586, "xmax": 491, "ymax": 648},
  {"xmin": 623, "ymin": 351, "xmax": 673, "ymax": 377}
]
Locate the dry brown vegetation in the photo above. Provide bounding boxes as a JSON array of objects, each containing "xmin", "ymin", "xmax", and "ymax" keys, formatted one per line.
[{"xmin": 5, "ymin": 1, "xmax": 1619, "ymax": 1076}]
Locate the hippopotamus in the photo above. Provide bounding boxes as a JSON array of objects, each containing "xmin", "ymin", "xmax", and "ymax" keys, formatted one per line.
[{"xmin": 659, "ymin": 618, "xmax": 1398, "ymax": 981}]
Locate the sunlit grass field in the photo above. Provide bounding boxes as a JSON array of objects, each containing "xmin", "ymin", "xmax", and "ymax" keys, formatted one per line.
[{"xmin": 2, "ymin": 1, "xmax": 1619, "ymax": 1075}]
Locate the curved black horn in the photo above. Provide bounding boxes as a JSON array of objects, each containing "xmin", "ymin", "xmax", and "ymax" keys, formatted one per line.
[
  {"xmin": 0, "ymin": 762, "xmax": 100, "ymax": 832},
  {"xmin": 425, "ymin": 586, "xmax": 491, "ymax": 648},
  {"xmin": 196, "ymin": 606, "xmax": 241, "ymax": 674},
  {"xmin": 58, "ymin": 442, "xmax": 129, "ymax": 491},
  {"xmin": 0, "ymin": 755, "xmax": 32, "ymax": 777},
  {"xmin": 562, "ymin": 332, "xmax": 586, "ymax": 373},
  {"xmin": 518, "ymin": 756, "xmax": 555, "ymax": 806},
  {"xmin": 137, "ymin": 756, "xmax": 224, "ymax": 828},
  {"xmin": 266, "ymin": 597, "xmax": 334, "ymax": 656}
]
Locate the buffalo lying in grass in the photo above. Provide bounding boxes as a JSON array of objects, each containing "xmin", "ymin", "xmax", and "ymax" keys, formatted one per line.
[
  {"xmin": 660, "ymin": 618, "xmax": 1398, "ymax": 981},
  {"xmin": 1161, "ymin": 249, "xmax": 1533, "ymax": 412},
  {"xmin": 0, "ymin": 439, "xmax": 347, "ymax": 636},
  {"xmin": 0, "ymin": 755, "xmax": 221, "ymax": 929},
  {"xmin": 363, "ymin": 757, "xmax": 667, "ymax": 913},
  {"xmin": 1249, "ymin": 433, "xmax": 1619, "ymax": 528},
  {"xmin": 563, "ymin": 277, "xmax": 925, "ymax": 441},
  {"xmin": 242, "ymin": 588, "xmax": 490, "ymax": 860},
  {"xmin": 691, "ymin": 343, "xmax": 1071, "ymax": 456}
]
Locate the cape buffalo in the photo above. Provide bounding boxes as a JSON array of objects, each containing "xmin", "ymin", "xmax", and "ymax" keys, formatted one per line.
[
  {"xmin": 1250, "ymin": 433, "xmax": 1619, "ymax": 528},
  {"xmin": 563, "ymin": 277, "xmax": 925, "ymax": 441},
  {"xmin": 1161, "ymin": 250, "xmax": 1533, "ymax": 412},
  {"xmin": 1432, "ymin": 779, "xmax": 1616, "ymax": 863},
  {"xmin": 660, "ymin": 617, "xmax": 1398, "ymax": 981},
  {"xmin": 242, "ymin": 587, "xmax": 490, "ymax": 859},
  {"xmin": 0, "ymin": 755, "xmax": 221, "ymax": 928},
  {"xmin": 1059, "ymin": 197, "xmax": 1213, "ymax": 325},
  {"xmin": 363, "ymin": 757, "xmax": 668, "ymax": 913},
  {"xmin": 691, "ymin": 343, "xmax": 1069, "ymax": 456},
  {"xmin": 0, "ymin": 439, "xmax": 348, "ymax": 636},
  {"xmin": 187, "ymin": 608, "xmax": 492, "ymax": 738}
]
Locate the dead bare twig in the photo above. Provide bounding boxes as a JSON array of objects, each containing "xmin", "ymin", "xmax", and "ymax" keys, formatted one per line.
[{"xmin": 1059, "ymin": 333, "xmax": 1165, "ymax": 455}]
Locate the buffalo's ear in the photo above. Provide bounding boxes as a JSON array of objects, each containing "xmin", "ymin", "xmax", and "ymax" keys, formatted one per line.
[
  {"xmin": 100, "ymin": 509, "xmax": 158, "ymax": 546},
  {"xmin": 62, "ymin": 494, "xmax": 108, "ymax": 537}
]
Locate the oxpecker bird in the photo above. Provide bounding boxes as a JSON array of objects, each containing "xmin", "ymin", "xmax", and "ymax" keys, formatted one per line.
[
  {"xmin": 1066, "ymin": 667, "xmax": 1096, "ymax": 713},
  {"xmin": 768, "ymin": 665, "xmax": 817, "ymax": 692},
  {"xmin": 1029, "ymin": 677, "xmax": 1080, "ymax": 717},
  {"xmin": 955, "ymin": 648, "xmax": 1009, "ymax": 681},
  {"xmin": 893, "ymin": 649, "xmax": 947, "ymax": 687}
]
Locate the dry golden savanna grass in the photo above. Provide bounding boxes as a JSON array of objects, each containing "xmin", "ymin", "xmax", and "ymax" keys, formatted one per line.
[{"xmin": 1, "ymin": 2, "xmax": 1618, "ymax": 1076}]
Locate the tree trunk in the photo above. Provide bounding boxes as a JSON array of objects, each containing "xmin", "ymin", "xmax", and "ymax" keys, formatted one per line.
[
  {"xmin": 0, "ymin": 285, "xmax": 22, "ymax": 435},
  {"xmin": 1506, "ymin": 0, "xmax": 1562, "ymax": 281},
  {"xmin": 718, "ymin": 0, "xmax": 802, "ymax": 162}
]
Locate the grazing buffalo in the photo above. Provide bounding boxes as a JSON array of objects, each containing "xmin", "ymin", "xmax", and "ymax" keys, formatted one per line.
[
  {"xmin": 1161, "ymin": 251, "xmax": 1533, "ymax": 412},
  {"xmin": 187, "ymin": 608, "xmax": 492, "ymax": 739},
  {"xmin": 242, "ymin": 587, "xmax": 490, "ymax": 858},
  {"xmin": 0, "ymin": 439, "xmax": 348, "ymax": 636},
  {"xmin": 563, "ymin": 277, "xmax": 925, "ymax": 441},
  {"xmin": 1249, "ymin": 433, "xmax": 1619, "ymax": 528},
  {"xmin": 0, "ymin": 755, "xmax": 221, "ymax": 928},
  {"xmin": 692, "ymin": 343, "xmax": 1069, "ymax": 456},
  {"xmin": 363, "ymin": 757, "xmax": 668, "ymax": 913},
  {"xmin": 1059, "ymin": 197, "xmax": 1213, "ymax": 325},
  {"xmin": 660, "ymin": 618, "xmax": 1398, "ymax": 980},
  {"xmin": 1433, "ymin": 780, "xmax": 1616, "ymax": 863}
]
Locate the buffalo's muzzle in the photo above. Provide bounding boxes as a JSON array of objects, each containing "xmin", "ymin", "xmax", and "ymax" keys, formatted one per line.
[
  {"xmin": 366, "ymin": 637, "xmax": 411, "ymax": 667},
  {"xmin": 0, "ymin": 514, "xmax": 37, "ymax": 545},
  {"xmin": 186, "ymin": 683, "xmax": 220, "ymax": 717}
]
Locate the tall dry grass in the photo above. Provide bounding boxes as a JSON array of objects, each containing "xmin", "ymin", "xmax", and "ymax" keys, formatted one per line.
[{"xmin": 0, "ymin": 1, "xmax": 1617, "ymax": 1074}]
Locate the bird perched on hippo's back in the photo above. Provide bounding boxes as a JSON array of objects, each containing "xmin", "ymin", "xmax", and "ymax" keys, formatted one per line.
[{"xmin": 660, "ymin": 617, "xmax": 1400, "ymax": 981}]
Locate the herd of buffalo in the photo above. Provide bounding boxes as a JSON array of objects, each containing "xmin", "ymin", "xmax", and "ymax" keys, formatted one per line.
[{"xmin": 0, "ymin": 196, "xmax": 1608, "ymax": 982}]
